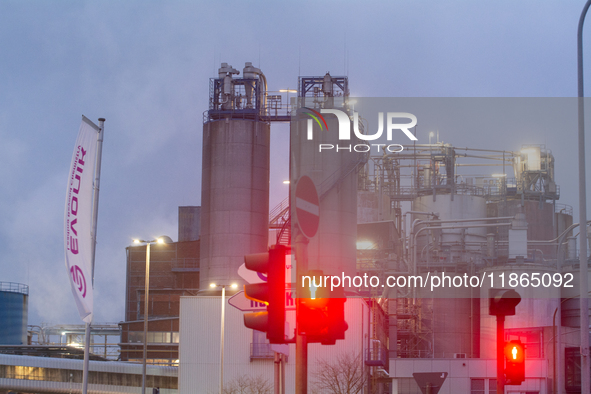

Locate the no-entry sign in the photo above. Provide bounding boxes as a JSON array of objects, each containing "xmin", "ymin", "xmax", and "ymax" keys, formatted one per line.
[{"xmin": 294, "ymin": 175, "xmax": 319, "ymax": 239}]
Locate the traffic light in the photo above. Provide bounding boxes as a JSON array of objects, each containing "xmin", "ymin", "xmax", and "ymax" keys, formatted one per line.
[
  {"xmin": 504, "ymin": 340, "xmax": 525, "ymax": 385},
  {"xmin": 298, "ymin": 270, "xmax": 329, "ymax": 337},
  {"xmin": 489, "ymin": 288, "xmax": 521, "ymax": 316},
  {"xmin": 297, "ymin": 271, "xmax": 348, "ymax": 345},
  {"xmin": 243, "ymin": 244, "xmax": 287, "ymax": 343},
  {"xmin": 319, "ymin": 288, "xmax": 348, "ymax": 345}
]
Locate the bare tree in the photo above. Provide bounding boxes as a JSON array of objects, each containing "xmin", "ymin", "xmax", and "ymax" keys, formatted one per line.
[
  {"xmin": 312, "ymin": 352, "xmax": 365, "ymax": 394},
  {"xmin": 220, "ymin": 374, "xmax": 273, "ymax": 394}
]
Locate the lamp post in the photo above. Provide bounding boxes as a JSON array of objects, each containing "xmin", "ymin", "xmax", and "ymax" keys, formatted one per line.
[
  {"xmin": 133, "ymin": 237, "xmax": 172, "ymax": 394},
  {"xmin": 578, "ymin": 2, "xmax": 591, "ymax": 393},
  {"xmin": 209, "ymin": 282, "xmax": 238, "ymax": 394}
]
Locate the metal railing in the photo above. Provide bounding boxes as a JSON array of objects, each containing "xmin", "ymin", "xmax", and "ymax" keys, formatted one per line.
[
  {"xmin": 250, "ymin": 343, "xmax": 274, "ymax": 360},
  {"xmin": 0, "ymin": 282, "xmax": 28, "ymax": 295},
  {"xmin": 365, "ymin": 347, "xmax": 388, "ymax": 367}
]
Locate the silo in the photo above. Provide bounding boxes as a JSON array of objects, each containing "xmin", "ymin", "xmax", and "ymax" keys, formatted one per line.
[
  {"xmin": 291, "ymin": 75, "xmax": 358, "ymax": 279},
  {"xmin": 199, "ymin": 63, "xmax": 270, "ymax": 290},
  {"xmin": 0, "ymin": 282, "xmax": 28, "ymax": 345},
  {"xmin": 487, "ymin": 200, "xmax": 558, "ymax": 260},
  {"xmin": 413, "ymin": 194, "xmax": 488, "ymax": 263}
]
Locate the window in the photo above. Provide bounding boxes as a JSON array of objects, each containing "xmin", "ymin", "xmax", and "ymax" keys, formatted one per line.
[
  {"xmin": 128, "ymin": 331, "xmax": 179, "ymax": 344},
  {"xmin": 128, "ymin": 332, "xmax": 143, "ymax": 343},
  {"xmin": 505, "ymin": 328, "xmax": 543, "ymax": 358},
  {"xmin": 488, "ymin": 379, "xmax": 496, "ymax": 394},
  {"xmin": 471, "ymin": 379, "xmax": 485, "ymax": 394},
  {"xmin": 251, "ymin": 330, "xmax": 273, "ymax": 359}
]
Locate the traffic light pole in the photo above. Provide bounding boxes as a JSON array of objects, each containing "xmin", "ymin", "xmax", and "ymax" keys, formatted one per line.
[
  {"xmin": 295, "ymin": 230, "xmax": 309, "ymax": 394},
  {"xmin": 496, "ymin": 315, "xmax": 505, "ymax": 394}
]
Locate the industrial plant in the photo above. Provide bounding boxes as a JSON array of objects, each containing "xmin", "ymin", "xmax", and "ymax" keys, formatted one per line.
[
  {"xmin": 0, "ymin": 62, "xmax": 588, "ymax": 394},
  {"xmin": 177, "ymin": 63, "xmax": 587, "ymax": 394}
]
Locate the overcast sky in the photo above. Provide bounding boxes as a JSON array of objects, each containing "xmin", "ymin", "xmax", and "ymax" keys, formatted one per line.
[{"xmin": 1, "ymin": 0, "xmax": 590, "ymax": 326}]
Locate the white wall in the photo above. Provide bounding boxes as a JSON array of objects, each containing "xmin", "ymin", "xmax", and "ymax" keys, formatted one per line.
[
  {"xmin": 179, "ymin": 296, "xmax": 369, "ymax": 394},
  {"xmin": 389, "ymin": 358, "xmax": 548, "ymax": 394}
]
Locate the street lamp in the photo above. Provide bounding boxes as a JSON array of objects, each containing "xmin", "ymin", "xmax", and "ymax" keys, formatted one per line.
[
  {"xmin": 133, "ymin": 236, "xmax": 172, "ymax": 394},
  {"xmin": 209, "ymin": 282, "xmax": 238, "ymax": 394},
  {"xmin": 577, "ymin": 3, "xmax": 591, "ymax": 393}
]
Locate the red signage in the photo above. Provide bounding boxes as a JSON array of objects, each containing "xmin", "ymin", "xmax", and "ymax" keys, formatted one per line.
[{"xmin": 294, "ymin": 175, "xmax": 319, "ymax": 238}]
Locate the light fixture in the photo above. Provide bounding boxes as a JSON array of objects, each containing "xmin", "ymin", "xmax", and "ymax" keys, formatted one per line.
[
  {"xmin": 132, "ymin": 235, "xmax": 172, "ymax": 394},
  {"xmin": 356, "ymin": 240, "xmax": 376, "ymax": 250}
]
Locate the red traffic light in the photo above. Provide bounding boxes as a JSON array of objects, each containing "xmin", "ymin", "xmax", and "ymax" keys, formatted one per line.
[
  {"xmin": 504, "ymin": 340, "xmax": 525, "ymax": 385},
  {"xmin": 489, "ymin": 288, "xmax": 521, "ymax": 316},
  {"xmin": 243, "ymin": 245, "xmax": 287, "ymax": 344},
  {"xmin": 297, "ymin": 271, "xmax": 348, "ymax": 345}
]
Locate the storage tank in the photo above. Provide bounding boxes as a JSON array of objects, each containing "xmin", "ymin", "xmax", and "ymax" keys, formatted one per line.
[
  {"xmin": 413, "ymin": 194, "xmax": 488, "ymax": 265},
  {"xmin": 199, "ymin": 119, "xmax": 270, "ymax": 289},
  {"xmin": 291, "ymin": 87, "xmax": 358, "ymax": 279},
  {"xmin": 487, "ymin": 200, "xmax": 560, "ymax": 260},
  {"xmin": 199, "ymin": 63, "xmax": 270, "ymax": 290},
  {"xmin": 0, "ymin": 282, "xmax": 28, "ymax": 345}
]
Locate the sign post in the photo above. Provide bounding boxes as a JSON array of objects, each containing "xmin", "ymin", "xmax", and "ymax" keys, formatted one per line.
[{"xmin": 293, "ymin": 175, "xmax": 319, "ymax": 394}]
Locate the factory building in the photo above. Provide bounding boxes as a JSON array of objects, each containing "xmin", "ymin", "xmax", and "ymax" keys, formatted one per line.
[
  {"xmin": 119, "ymin": 206, "xmax": 200, "ymax": 366},
  {"xmin": 0, "ymin": 354, "xmax": 177, "ymax": 394},
  {"xmin": 118, "ymin": 64, "xmax": 588, "ymax": 394}
]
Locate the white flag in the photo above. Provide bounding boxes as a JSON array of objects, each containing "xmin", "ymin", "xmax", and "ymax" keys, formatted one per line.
[{"xmin": 64, "ymin": 116, "xmax": 99, "ymax": 323}]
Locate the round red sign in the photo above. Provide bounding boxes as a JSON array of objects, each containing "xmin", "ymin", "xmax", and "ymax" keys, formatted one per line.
[{"xmin": 294, "ymin": 175, "xmax": 320, "ymax": 238}]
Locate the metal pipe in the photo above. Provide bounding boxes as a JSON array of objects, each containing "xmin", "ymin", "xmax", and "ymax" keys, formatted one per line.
[
  {"xmin": 219, "ymin": 285, "xmax": 226, "ymax": 394},
  {"xmin": 142, "ymin": 242, "xmax": 151, "ymax": 394},
  {"xmin": 83, "ymin": 117, "xmax": 104, "ymax": 394},
  {"xmin": 413, "ymin": 222, "xmax": 512, "ymax": 276},
  {"xmin": 577, "ymin": 3, "xmax": 591, "ymax": 392}
]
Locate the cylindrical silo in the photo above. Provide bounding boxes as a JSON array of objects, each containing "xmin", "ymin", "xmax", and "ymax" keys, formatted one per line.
[
  {"xmin": 291, "ymin": 93, "xmax": 358, "ymax": 279},
  {"xmin": 487, "ymin": 199, "xmax": 561, "ymax": 260},
  {"xmin": 0, "ymin": 282, "xmax": 29, "ymax": 345},
  {"xmin": 199, "ymin": 119, "xmax": 270, "ymax": 290},
  {"xmin": 413, "ymin": 194, "xmax": 488, "ymax": 264}
]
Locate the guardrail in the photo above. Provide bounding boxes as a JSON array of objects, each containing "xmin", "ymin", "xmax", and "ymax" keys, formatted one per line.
[{"xmin": 0, "ymin": 282, "xmax": 29, "ymax": 295}]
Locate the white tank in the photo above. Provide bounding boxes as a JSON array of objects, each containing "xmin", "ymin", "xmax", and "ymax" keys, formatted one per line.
[{"xmin": 413, "ymin": 194, "xmax": 488, "ymax": 265}]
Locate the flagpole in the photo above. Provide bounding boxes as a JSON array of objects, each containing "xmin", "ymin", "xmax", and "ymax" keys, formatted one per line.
[{"xmin": 82, "ymin": 117, "xmax": 105, "ymax": 394}]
